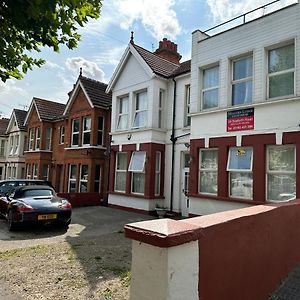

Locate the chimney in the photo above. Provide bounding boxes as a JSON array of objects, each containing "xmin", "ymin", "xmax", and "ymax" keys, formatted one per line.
[{"xmin": 154, "ymin": 38, "xmax": 182, "ymax": 64}]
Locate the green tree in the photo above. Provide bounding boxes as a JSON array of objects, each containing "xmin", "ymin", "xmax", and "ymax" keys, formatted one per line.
[{"xmin": 0, "ymin": 0, "xmax": 102, "ymax": 82}]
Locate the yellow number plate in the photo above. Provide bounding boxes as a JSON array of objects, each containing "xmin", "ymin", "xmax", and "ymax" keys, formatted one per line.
[{"xmin": 38, "ymin": 214, "xmax": 57, "ymax": 220}]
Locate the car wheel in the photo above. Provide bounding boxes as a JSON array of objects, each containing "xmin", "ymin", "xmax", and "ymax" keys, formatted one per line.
[{"xmin": 7, "ymin": 210, "xmax": 16, "ymax": 231}]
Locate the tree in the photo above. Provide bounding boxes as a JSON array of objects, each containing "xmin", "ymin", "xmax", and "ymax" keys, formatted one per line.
[{"xmin": 0, "ymin": 0, "xmax": 102, "ymax": 82}]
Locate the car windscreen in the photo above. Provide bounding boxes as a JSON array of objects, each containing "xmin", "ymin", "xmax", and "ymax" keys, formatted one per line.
[{"xmin": 23, "ymin": 189, "xmax": 53, "ymax": 197}]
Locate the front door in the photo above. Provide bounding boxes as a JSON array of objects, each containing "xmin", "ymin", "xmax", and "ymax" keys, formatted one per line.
[{"xmin": 181, "ymin": 153, "xmax": 190, "ymax": 217}]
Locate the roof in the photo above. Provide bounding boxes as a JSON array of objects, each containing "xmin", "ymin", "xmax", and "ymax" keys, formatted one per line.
[
  {"xmin": 14, "ymin": 109, "xmax": 27, "ymax": 131},
  {"xmin": 34, "ymin": 98, "xmax": 66, "ymax": 121},
  {"xmin": 0, "ymin": 118, "xmax": 9, "ymax": 136},
  {"xmin": 171, "ymin": 60, "xmax": 191, "ymax": 77},
  {"xmin": 79, "ymin": 76, "xmax": 112, "ymax": 108}
]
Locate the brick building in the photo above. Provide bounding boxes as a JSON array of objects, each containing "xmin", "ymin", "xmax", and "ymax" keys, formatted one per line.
[{"xmin": 0, "ymin": 118, "xmax": 10, "ymax": 180}]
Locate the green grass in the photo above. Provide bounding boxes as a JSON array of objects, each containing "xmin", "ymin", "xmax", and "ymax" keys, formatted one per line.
[
  {"xmin": 102, "ymin": 266, "xmax": 131, "ymax": 287},
  {"xmin": 0, "ymin": 245, "xmax": 49, "ymax": 260}
]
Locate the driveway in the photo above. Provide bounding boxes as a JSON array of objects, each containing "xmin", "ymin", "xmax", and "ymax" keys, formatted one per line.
[{"xmin": 0, "ymin": 206, "xmax": 154, "ymax": 299}]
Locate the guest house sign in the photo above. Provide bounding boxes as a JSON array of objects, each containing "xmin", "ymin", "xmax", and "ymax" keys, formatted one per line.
[{"xmin": 227, "ymin": 108, "xmax": 254, "ymax": 132}]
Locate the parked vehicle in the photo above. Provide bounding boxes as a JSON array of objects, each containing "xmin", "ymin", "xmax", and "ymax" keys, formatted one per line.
[
  {"xmin": 0, "ymin": 185, "xmax": 72, "ymax": 231},
  {"xmin": 0, "ymin": 179, "xmax": 53, "ymax": 195}
]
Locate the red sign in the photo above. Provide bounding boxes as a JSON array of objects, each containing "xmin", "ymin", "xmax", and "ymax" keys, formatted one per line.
[{"xmin": 227, "ymin": 108, "xmax": 254, "ymax": 132}]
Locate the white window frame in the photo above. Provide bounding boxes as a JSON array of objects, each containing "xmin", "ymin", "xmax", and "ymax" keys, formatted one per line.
[
  {"xmin": 231, "ymin": 55, "xmax": 253, "ymax": 106},
  {"xmin": 199, "ymin": 149, "xmax": 218, "ymax": 195},
  {"xmin": 115, "ymin": 152, "xmax": 127, "ymax": 192},
  {"xmin": 82, "ymin": 116, "xmax": 91, "ymax": 146},
  {"xmin": 29, "ymin": 128, "xmax": 34, "ymax": 150},
  {"xmin": 71, "ymin": 119, "xmax": 80, "ymax": 147},
  {"xmin": 33, "ymin": 163, "xmax": 38, "ymax": 179},
  {"xmin": 14, "ymin": 135, "xmax": 19, "ymax": 155},
  {"xmin": 9, "ymin": 136, "xmax": 14, "ymax": 156},
  {"xmin": 35, "ymin": 127, "xmax": 40, "ymax": 150},
  {"xmin": 59, "ymin": 126, "xmax": 65, "ymax": 144},
  {"xmin": 79, "ymin": 164, "xmax": 89, "ymax": 192},
  {"xmin": 130, "ymin": 151, "xmax": 146, "ymax": 195},
  {"xmin": 158, "ymin": 89, "xmax": 164, "ymax": 129},
  {"xmin": 68, "ymin": 164, "xmax": 77, "ymax": 192},
  {"xmin": 116, "ymin": 95, "xmax": 129, "ymax": 130},
  {"xmin": 26, "ymin": 164, "xmax": 31, "ymax": 179},
  {"xmin": 266, "ymin": 145, "xmax": 296, "ymax": 202},
  {"xmin": 45, "ymin": 127, "xmax": 52, "ymax": 150},
  {"xmin": 97, "ymin": 116, "xmax": 104, "ymax": 146},
  {"xmin": 132, "ymin": 90, "xmax": 148, "ymax": 128},
  {"xmin": 155, "ymin": 152, "xmax": 161, "ymax": 196},
  {"xmin": 184, "ymin": 85, "xmax": 191, "ymax": 127},
  {"xmin": 0, "ymin": 139, "xmax": 5, "ymax": 156},
  {"xmin": 227, "ymin": 147, "xmax": 253, "ymax": 199},
  {"xmin": 267, "ymin": 42, "xmax": 295, "ymax": 99},
  {"xmin": 201, "ymin": 65, "xmax": 219, "ymax": 110}
]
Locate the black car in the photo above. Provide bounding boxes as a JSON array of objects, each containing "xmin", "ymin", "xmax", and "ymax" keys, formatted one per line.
[{"xmin": 0, "ymin": 185, "xmax": 72, "ymax": 231}]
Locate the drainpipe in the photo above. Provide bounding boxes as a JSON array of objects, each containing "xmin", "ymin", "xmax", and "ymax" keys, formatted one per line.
[{"xmin": 170, "ymin": 78, "xmax": 177, "ymax": 212}]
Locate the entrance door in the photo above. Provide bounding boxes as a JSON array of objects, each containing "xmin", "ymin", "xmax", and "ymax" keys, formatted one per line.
[{"xmin": 181, "ymin": 153, "xmax": 190, "ymax": 217}]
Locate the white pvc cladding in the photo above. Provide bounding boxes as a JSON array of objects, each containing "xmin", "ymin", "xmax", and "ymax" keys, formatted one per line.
[{"xmin": 190, "ymin": 3, "xmax": 300, "ymax": 115}]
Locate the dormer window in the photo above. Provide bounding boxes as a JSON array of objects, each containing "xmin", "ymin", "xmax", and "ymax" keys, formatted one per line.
[{"xmin": 133, "ymin": 91, "xmax": 147, "ymax": 128}]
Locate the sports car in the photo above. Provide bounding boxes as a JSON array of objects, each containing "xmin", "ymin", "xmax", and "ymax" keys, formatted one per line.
[{"xmin": 0, "ymin": 185, "xmax": 72, "ymax": 231}]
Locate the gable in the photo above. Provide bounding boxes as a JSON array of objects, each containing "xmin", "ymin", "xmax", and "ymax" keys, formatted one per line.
[
  {"xmin": 114, "ymin": 53, "xmax": 151, "ymax": 91},
  {"xmin": 68, "ymin": 87, "xmax": 92, "ymax": 115},
  {"xmin": 27, "ymin": 106, "xmax": 40, "ymax": 127}
]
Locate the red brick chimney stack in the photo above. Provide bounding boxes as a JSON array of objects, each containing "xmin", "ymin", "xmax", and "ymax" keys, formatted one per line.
[{"xmin": 154, "ymin": 38, "xmax": 182, "ymax": 64}]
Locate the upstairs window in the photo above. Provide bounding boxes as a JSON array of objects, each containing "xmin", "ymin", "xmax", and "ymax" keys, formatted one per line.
[
  {"xmin": 45, "ymin": 128, "xmax": 52, "ymax": 150},
  {"xmin": 158, "ymin": 89, "xmax": 164, "ymax": 129},
  {"xmin": 59, "ymin": 126, "xmax": 65, "ymax": 144},
  {"xmin": 133, "ymin": 91, "xmax": 147, "ymax": 128},
  {"xmin": 117, "ymin": 96, "xmax": 129, "ymax": 130},
  {"xmin": 9, "ymin": 136, "xmax": 14, "ymax": 155},
  {"xmin": 232, "ymin": 56, "xmax": 253, "ymax": 105},
  {"xmin": 35, "ymin": 127, "xmax": 40, "ymax": 150},
  {"xmin": 155, "ymin": 152, "xmax": 161, "ymax": 196},
  {"xmin": 29, "ymin": 128, "xmax": 34, "ymax": 150},
  {"xmin": 202, "ymin": 65, "xmax": 219, "ymax": 110},
  {"xmin": 14, "ymin": 135, "xmax": 19, "ymax": 154},
  {"xmin": 0, "ymin": 140, "xmax": 5, "ymax": 156},
  {"xmin": 82, "ymin": 116, "xmax": 91, "ymax": 146},
  {"xmin": 97, "ymin": 116, "xmax": 104, "ymax": 146},
  {"xmin": 268, "ymin": 43, "xmax": 295, "ymax": 99},
  {"xmin": 71, "ymin": 119, "xmax": 80, "ymax": 146},
  {"xmin": 184, "ymin": 85, "xmax": 191, "ymax": 127},
  {"xmin": 227, "ymin": 147, "xmax": 253, "ymax": 199}
]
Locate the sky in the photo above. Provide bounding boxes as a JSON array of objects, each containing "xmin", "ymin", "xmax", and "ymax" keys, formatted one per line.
[{"xmin": 0, "ymin": 0, "xmax": 297, "ymax": 117}]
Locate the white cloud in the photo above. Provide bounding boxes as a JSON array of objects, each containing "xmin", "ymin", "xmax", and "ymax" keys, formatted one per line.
[
  {"xmin": 65, "ymin": 57, "xmax": 105, "ymax": 81},
  {"xmin": 45, "ymin": 60, "xmax": 64, "ymax": 70},
  {"xmin": 206, "ymin": 0, "xmax": 297, "ymax": 23}
]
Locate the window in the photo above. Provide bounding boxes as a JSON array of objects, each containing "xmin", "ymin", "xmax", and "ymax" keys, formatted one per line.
[
  {"xmin": 97, "ymin": 116, "xmax": 104, "ymax": 146},
  {"xmin": 232, "ymin": 56, "xmax": 253, "ymax": 105},
  {"xmin": 42, "ymin": 164, "xmax": 49, "ymax": 181},
  {"xmin": 71, "ymin": 119, "xmax": 80, "ymax": 146},
  {"xmin": 115, "ymin": 152, "xmax": 127, "ymax": 192},
  {"xmin": 155, "ymin": 152, "xmax": 161, "ymax": 196},
  {"xmin": 129, "ymin": 151, "xmax": 146, "ymax": 194},
  {"xmin": 45, "ymin": 128, "xmax": 52, "ymax": 150},
  {"xmin": 267, "ymin": 145, "xmax": 296, "ymax": 201},
  {"xmin": 33, "ymin": 163, "xmax": 38, "ymax": 179},
  {"xmin": 68, "ymin": 164, "xmax": 77, "ymax": 192},
  {"xmin": 117, "ymin": 96, "xmax": 129, "ymax": 130},
  {"xmin": 133, "ymin": 91, "xmax": 147, "ymax": 128},
  {"xmin": 35, "ymin": 127, "xmax": 40, "ymax": 150},
  {"xmin": 202, "ymin": 65, "xmax": 219, "ymax": 110},
  {"xmin": 227, "ymin": 147, "xmax": 253, "ymax": 199},
  {"xmin": 158, "ymin": 89, "xmax": 164, "ymax": 128},
  {"xmin": 59, "ymin": 126, "xmax": 65, "ymax": 144},
  {"xmin": 9, "ymin": 136, "xmax": 14, "ymax": 155},
  {"xmin": 26, "ymin": 164, "xmax": 31, "ymax": 179},
  {"xmin": 268, "ymin": 43, "xmax": 295, "ymax": 98},
  {"xmin": 199, "ymin": 149, "xmax": 218, "ymax": 194},
  {"xmin": 14, "ymin": 135, "xmax": 19, "ymax": 154},
  {"xmin": 82, "ymin": 117, "xmax": 91, "ymax": 145},
  {"xmin": 184, "ymin": 85, "xmax": 191, "ymax": 127},
  {"xmin": 0, "ymin": 140, "xmax": 5, "ymax": 156},
  {"xmin": 79, "ymin": 165, "xmax": 88, "ymax": 192},
  {"xmin": 29, "ymin": 128, "xmax": 34, "ymax": 150},
  {"xmin": 94, "ymin": 165, "xmax": 101, "ymax": 193}
]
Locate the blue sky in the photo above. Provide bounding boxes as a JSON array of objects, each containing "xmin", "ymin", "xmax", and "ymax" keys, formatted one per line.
[{"xmin": 0, "ymin": 0, "xmax": 296, "ymax": 117}]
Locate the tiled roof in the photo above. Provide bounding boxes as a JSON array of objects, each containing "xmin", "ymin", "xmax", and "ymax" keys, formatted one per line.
[
  {"xmin": 14, "ymin": 109, "xmax": 27, "ymax": 131},
  {"xmin": 0, "ymin": 118, "xmax": 9, "ymax": 136},
  {"xmin": 79, "ymin": 76, "xmax": 112, "ymax": 108},
  {"xmin": 133, "ymin": 44, "xmax": 190, "ymax": 78},
  {"xmin": 34, "ymin": 98, "xmax": 66, "ymax": 121}
]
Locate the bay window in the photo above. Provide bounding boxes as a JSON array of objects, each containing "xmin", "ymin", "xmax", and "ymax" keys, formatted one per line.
[
  {"xmin": 227, "ymin": 147, "xmax": 253, "ymax": 199},
  {"xmin": 59, "ymin": 126, "xmax": 65, "ymax": 144},
  {"xmin": 14, "ymin": 135, "xmax": 19, "ymax": 154},
  {"xmin": 268, "ymin": 43, "xmax": 295, "ymax": 99},
  {"xmin": 79, "ymin": 165, "xmax": 88, "ymax": 192},
  {"xmin": 129, "ymin": 151, "xmax": 146, "ymax": 194},
  {"xmin": 29, "ymin": 128, "xmax": 34, "ymax": 150},
  {"xmin": 71, "ymin": 119, "xmax": 80, "ymax": 146},
  {"xmin": 35, "ymin": 127, "xmax": 40, "ymax": 150},
  {"xmin": 158, "ymin": 89, "xmax": 164, "ymax": 129},
  {"xmin": 133, "ymin": 91, "xmax": 147, "ymax": 128},
  {"xmin": 202, "ymin": 65, "xmax": 219, "ymax": 110},
  {"xmin": 155, "ymin": 152, "xmax": 161, "ymax": 196},
  {"xmin": 94, "ymin": 165, "xmax": 101, "ymax": 193},
  {"xmin": 267, "ymin": 145, "xmax": 296, "ymax": 201},
  {"xmin": 82, "ymin": 116, "xmax": 91, "ymax": 145},
  {"xmin": 42, "ymin": 164, "xmax": 49, "ymax": 181},
  {"xmin": 115, "ymin": 152, "xmax": 127, "ymax": 192},
  {"xmin": 117, "ymin": 96, "xmax": 129, "ymax": 130},
  {"xmin": 232, "ymin": 56, "xmax": 253, "ymax": 105},
  {"xmin": 33, "ymin": 163, "xmax": 38, "ymax": 179},
  {"xmin": 45, "ymin": 128, "xmax": 52, "ymax": 150},
  {"xmin": 184, "ymin": 85, "xmax": 191, "ymax": 127},
  {"xmin": 68, "ymin": 164, "xmax": 77, "ymax": 192},
  {"xmin": 199, "ymin": 149, "xmax": 218, "ymax": 195},
  {"xmin": 9, "ymin": 136, "xmax": 14, "ymax": 155},
  {"xmin": 97, "ymin": 116, "xmax": 104, "ymax": 146}
]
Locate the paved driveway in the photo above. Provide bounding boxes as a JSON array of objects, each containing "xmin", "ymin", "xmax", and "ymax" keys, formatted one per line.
[{"xmin": 0, "ymin": 206, "xmax": 153, "ymax": 299}]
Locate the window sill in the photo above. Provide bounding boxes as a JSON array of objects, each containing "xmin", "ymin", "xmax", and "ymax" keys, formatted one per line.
[
  {"xmin": 110, "ymin": 191, "xmax": 165, "ymax": 200},
  {"xmin": 24, "ymin": 150, "xmax": 52, "ymax": 153},
  {"xmin": 64, "ymin": 146, "xmax": 106, "ymax": 150}
]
